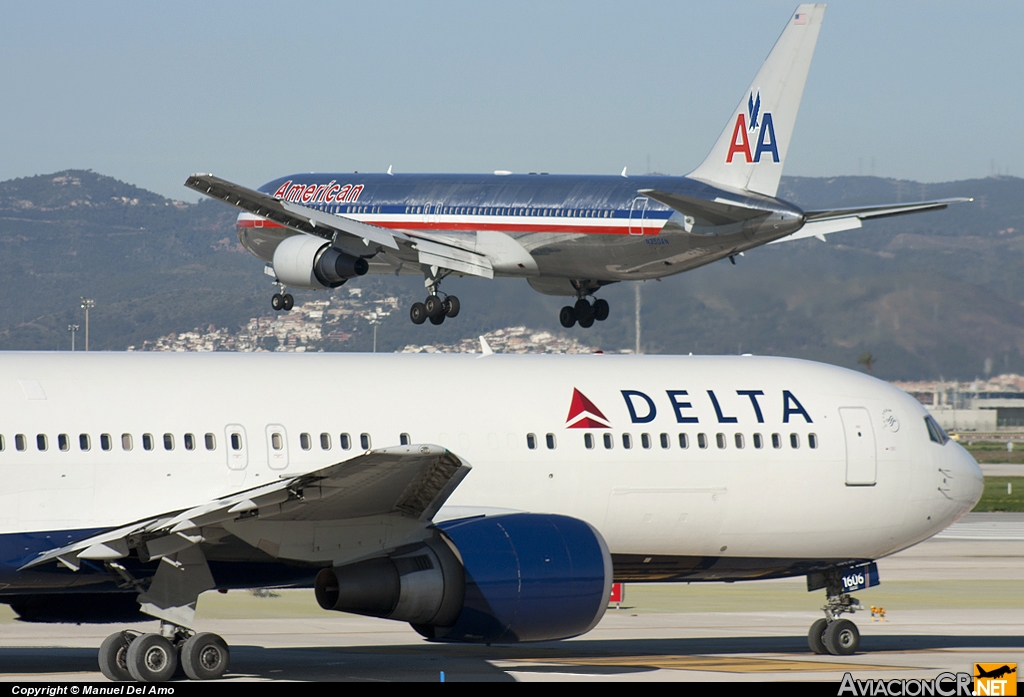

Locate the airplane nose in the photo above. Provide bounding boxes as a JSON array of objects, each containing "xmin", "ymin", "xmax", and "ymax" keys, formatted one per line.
[{"xmin": 946, "ymin": 443, "xmax": 984, "ymax": 509}]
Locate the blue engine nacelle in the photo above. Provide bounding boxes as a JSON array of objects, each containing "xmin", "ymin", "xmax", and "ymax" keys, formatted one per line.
[{"xmin": 314, "ymin": 513, "xmax": 612, "ymax": 644}]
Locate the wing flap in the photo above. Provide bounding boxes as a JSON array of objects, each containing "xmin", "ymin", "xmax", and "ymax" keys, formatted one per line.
[{"xmin": 20, "ymin": 445, "xmax": 471, "ymax": 571}]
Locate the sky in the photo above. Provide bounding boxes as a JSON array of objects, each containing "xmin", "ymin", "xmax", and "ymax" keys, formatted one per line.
[{"xmin": 0, "ymin": 1, "xmax": 1018, "ymax": 200}]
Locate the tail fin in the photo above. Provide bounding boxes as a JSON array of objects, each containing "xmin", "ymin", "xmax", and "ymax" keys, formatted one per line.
[{"xmin": 687, "ymin": 4, "xmax": 825, "ymax": 197}]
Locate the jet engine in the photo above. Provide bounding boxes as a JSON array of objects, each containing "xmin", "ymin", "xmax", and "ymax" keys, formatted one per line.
[
  {"xmin": 271, "ymin": 234, "xmax": 368, "ymax": 290},
  {"xmin": 314, "ymin": 513, "xmax": 612, "ymax": 644}
]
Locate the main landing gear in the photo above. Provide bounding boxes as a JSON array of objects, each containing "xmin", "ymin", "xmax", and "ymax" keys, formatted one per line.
[
  {"xmin": 271, "ymin": 283, "xmax": 294, "ymax": 312},
  {"xmin": 808, "ymin": 579, "xmax": 863, "ymax": 656},
  {"xmin": 559, "ymin": 297, "xmax": 609, "ymax": 329},
  {"xmin": 99, "ymin": 623, "xmax": 229, "ymax": 681},
  {"xmin": 410, "ymin": 271, "xmax": 459, "ymax": 326}
]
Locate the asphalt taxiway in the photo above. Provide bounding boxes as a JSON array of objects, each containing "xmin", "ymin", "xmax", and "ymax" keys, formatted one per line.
[{"xmin": 0, "ymin": 513, "xmax": 1021, "ymax": 682}]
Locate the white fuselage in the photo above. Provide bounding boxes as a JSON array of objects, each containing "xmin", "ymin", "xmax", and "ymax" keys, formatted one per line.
[{"xmin": 0, "ymin": 352, "xmax": 981, "ymax": 587}]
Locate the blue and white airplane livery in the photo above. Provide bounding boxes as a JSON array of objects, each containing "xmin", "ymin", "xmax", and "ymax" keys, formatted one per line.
[
  {"xmin": 0, "ymin": 350, "xmax": 982, "ymax": 681},
  {"xmin": 187, "ymin": 4, "xmax": 967, "ymax": 328}
]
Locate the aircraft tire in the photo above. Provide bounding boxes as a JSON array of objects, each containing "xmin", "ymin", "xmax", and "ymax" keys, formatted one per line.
[
  {"xmin": 271, "ymin": 293, "xmax": 284, "ymax": 311},
  {"xmin": 444, "ymin": 295, "xmax": 460, "ymax": 318},
  {"xmin": 126, "ymin": 633, "xmax": 178, "ymax": 682},
  {"xmin": 578, "ymin": 314, "xmax": 595, "ymax": 328},
  {"xmin": 181, "ymin": 632, "xmax": 230, "ymax": 680},
  {"xmin": 559, "ymin": 306, "xmax": 576, "ymax": 328},
  {"xmin": 808, "ymin": 618, "xmax": 828, "ymax": 655},
  {"xmin": 424, "ymin": 295, "xmax": 444, "ymax": 318},
  {"xmin": 281, "ymin": 294, "xmax": 294, "ymax": 311},
  {"xmin": 98, "ymin": 631, "xmax": 134, "ymax": 681},
  {"xmin": 410, "ymin": 303, "xmax": 427, "ymax": 324},
  {"xmin": 574, "ymin": 298, "xmax": 594, "ymax": 319},
  {"xmin": 824, "ymin": 618, "xmax": 859, "ymax": 655},
  {"xmin": 593, "ymin": 298, "xmax": 610, "ymax": 321},
  {"xmin": 429, "ymin": 312, "xmax": 446, "ymax": 325}
]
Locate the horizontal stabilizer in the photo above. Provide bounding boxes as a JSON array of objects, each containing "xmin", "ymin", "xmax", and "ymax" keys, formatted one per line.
[
  {"xmin": 185, "ymin": 173, "xmax": 403, "ymax": 250},
  {"xmin": 639, "ymin": 189, "xmax": 770, "ymax": 225},
  {"xmin": 804, "ymin": 197, "xmax": 973, "ymax": 222}
]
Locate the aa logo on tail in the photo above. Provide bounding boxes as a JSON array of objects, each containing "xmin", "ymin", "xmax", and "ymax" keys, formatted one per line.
[{"xmin": 726, "ymin": 90, "xmax": 779, "ymax": 164}]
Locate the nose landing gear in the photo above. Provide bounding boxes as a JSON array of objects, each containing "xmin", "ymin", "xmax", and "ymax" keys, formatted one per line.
[
  {"xmin": 271, "ymin": 283, "xmax": 294, "ymax": 312},
  {"xmin": 807, "ymin": 569, "xmax": 866, "ymax": 656}
]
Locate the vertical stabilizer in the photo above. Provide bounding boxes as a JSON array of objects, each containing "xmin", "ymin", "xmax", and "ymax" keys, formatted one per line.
[{"xmin": 687, "ymin": 4, "xmax": 825, "ymax": 197}]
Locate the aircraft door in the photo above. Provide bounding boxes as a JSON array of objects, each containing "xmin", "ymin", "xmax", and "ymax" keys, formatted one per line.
[
  {"xmin": 628, "ymin": 197, "xmax": 648, "ymax": 235},
  {"xmin": 266, "ymin": 424, "xmax": 289, "ymax": 471},
  {"xmin": 225, "ymin": 424, "xmax": 249, "ymax": 471},
  {"xmin": 839, "ymin": 407, "xmax": 877, "ymax": 486}
]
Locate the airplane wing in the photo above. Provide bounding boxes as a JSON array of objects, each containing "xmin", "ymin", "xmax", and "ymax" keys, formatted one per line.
[
  {"xmin": 20, "ymin": 445, "xmax": 470, "ymax": 572},
  {"xmin": 185, "ymin": 174, "xmax": 494, "ymax": 279},
  {"xmin": 771, "ymin": 197, "xmax": 973, "ymax": 244}
]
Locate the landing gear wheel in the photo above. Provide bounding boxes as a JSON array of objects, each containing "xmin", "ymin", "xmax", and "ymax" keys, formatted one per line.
[
  {"xmin": 808, "ymin": 618, "xmax": 829, "ymax": 655},
  {"xmin": 593, "ymin": 298, "xmax": 610, "ymax": 322},
  {"xmin": 429, "ymin": 312, "xmax": 446, "ymax": 325},
  {"xmin": 271, "ymin": 293, "xmax": 284, "ymax": 311},
  {"xmin": 578, "ymin": 314, "xmax": 595, "ymax": 328},
  {"xmin": 559, "ymin": 306, "xmax": 577, "ymax": 328},
  {"xmin": 281, "ymin": 293, "xmax": 294, "ymax": 311},
  {"xmin": 181, "ymin": 632, "xmax": 230, "ymax": 680},
  {"xmin": 824, "ymin": 618, "xmax": 860, "ymax": 655},
  {"xmin": 443, "ymin": 295, "xmax": 460, "ymax": 318},
  {"xmin": 98, "ymin": 631, "xmax": 134, "ymax": 681},
  {"xmin": 126, "ymin": 633, "xmax": 178, "ymax": 682},
  {"xmin": 410, "ymin": 302, "xmax": 427, "ymax": 325},
  {"xmin": 424, "ymin": 295, "xmax": 444, "ymax": 318}
]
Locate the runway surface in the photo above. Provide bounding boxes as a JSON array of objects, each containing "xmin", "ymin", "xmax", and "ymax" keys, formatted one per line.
[{"xmin": 0, "ymin": 513, "xmax": 1021, "ymax": 682}]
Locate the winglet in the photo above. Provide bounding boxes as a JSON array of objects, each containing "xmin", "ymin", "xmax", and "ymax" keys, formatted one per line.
[{"xmin": 687, "ymin": 5, "xmax": 825, "ymax": 197}]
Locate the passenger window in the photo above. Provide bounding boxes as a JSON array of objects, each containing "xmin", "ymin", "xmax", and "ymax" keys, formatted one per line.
[
  {"xmin": 716, "ymin": 433, "xmax": 726, "ymax": 449},
  {"xmin": 205, "ymin": 433, "xmax": 216, "ymax": 450},
  {"xmin": 734, "ymin": 433, "xmax": 745, "ymax": 449},
  {"xmin": 230, "ymin": 433, "xmax": 242, "ymax": 451},
  {"xmin": 808, "ymin": 433, "xmax": 818, "ymax": 449},
  {"xmin": 697, "ymin": 433, "xmax": 708, "ymax": 449},
  {"xmin": 678, "ymin": 433, "xmax": 689, "ymax": 449},
  {"xmin": 622, "ymin": 433, "xmax": 633, "ymax": 449},
  {"xmin": 320, "ymin": 432, "xmax": 331, "ymax": 450},
  {"xmin": 584, "ymin": 433, "xmax": 594, "ymax": 449},
  {"xmin": 340, "ymin": 433, "xmax": 351, "ymax": 450},
  {"xmin": 603, "ymin": 433, "xmax": 613, "ymax": 449},
  {"xmin": 122, "ymin": 434, "xmax": 133, "ymax": 451},
  {"xmin": 546, "ymin": 433, "xmax": 556, "ymax": 449},
  {"xmin": 300, "ymin": 433, "xmax": 311, "ymax": 451},
  {"xmin": 772, "ymin": 433, "xmax": 782, "ymax": 449},
  {"xmin": 641, "ymin": 433, "xmax": 651, "ymax": 449},
  {"xmin": 142, "ymin": 434, "xmax": 153, "ymax": 451},
  {"xmin": 184, "ymin": 433, "xmax": 195, "ymax": 451},
  {"xmin": 58, "ymin": 434, "xmax": 70, "ymax": 451},
  {"xmin": 790, "ymin": 433, "xmax": 800, "ymax": 449},
  {"xmin": 753, "ymin": 433, "xmax": 763, "ymax": 449},
  {"xmin": 100, "ymin": 434, "xmax": 112, "ymax": 451},
  {"xmin": 36, "ymin": 434, "xmax": 48, "ymax": 451},
  {"xmin": 660, "ymin": 433, "xmax": 670, "ymax": 449},
  {"xmin": 400, "ymin": 433, "xmax": 410, "ymax": 446},
  {"xmin": 271, "ymin": 433, "xmax": 283, "ymax": 450},
  {"xmin": 527, "ymin": 433, "xmax": 537, "ymax": 450},
  {"xmin": 163, "ymin": 433, "xmax": 174, "ymax": 451},
  {"xmin": 360, "ymin": 433, "xmax": 371, "ymax": 450}
]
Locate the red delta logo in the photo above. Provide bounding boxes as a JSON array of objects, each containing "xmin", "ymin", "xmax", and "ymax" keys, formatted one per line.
[
  {"xmin": 566, "ymin": 388, "xmax": 611, "ymax": 429},
  {"xmin": 725, "ymin": 91, "xmax": 779, "ymax": 164}
]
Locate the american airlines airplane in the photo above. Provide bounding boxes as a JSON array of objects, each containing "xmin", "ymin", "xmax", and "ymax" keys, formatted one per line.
[
  {"xmin": 185, "ymin": 4, "xmax": 969, "ymax": 328},
  {"xmin": 0, "ymin": 350, "xmax": 981, "ymax": 681}
]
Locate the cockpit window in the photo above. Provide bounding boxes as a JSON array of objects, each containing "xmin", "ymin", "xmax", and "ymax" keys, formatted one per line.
[{"xmin": 925, "ymin": 415, "xmax": 950, "ymax": 445}]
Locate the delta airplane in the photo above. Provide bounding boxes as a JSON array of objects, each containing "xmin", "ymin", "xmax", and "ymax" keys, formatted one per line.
[
  {"xmin": 186, "ymin": 4, "xmax": 967, "ymax": 329},
  {"xmin": 0, "ymin": 350, "xmax": 981, "ymax": 681}
]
